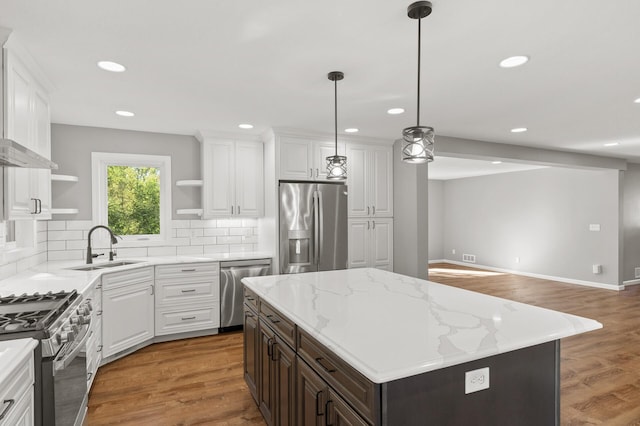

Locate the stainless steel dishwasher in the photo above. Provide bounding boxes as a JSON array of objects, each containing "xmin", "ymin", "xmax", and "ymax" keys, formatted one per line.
[{"xmin": 220, "ymin": 258, "xmax": 272, "ymax": 331}]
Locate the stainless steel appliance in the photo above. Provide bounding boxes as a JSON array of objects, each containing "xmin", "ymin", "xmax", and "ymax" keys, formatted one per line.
[
  {"xmin": 220, "ymin": 259, "xmax": 271, "ymax": 331},
  {"xmin": 279, "ymin": 181, "xmax": 348, "ymax": 274},
  {"xmin": 0, "ymin": 290, "xmax": 93, "ymax": 426}
]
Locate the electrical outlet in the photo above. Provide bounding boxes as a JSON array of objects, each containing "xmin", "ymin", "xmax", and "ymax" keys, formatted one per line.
[
  {"xmin": 592, "ymin": 264, "xmax": 602, "ymax": 274},
  {"xmin": 515, "ymin": 257, "xmax": 520, "ymax": 263},
  {"xmin": 635, "ymin": 267, "xmax": 640, "ymax": 279},
  {"xmin": 465, "ymin": 367, "xmax": 490, "ymax": 394},
  {"xmin": 589, "ymin": 224, "xmax": 601, "ymax": 232},
  {"xmin": 452, "ymin": 249, "xmax": 456, "ymax": 255}
]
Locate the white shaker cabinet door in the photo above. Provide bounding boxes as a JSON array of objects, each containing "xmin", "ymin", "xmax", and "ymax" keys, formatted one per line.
[
  {"xmin": 202, "ymin": 140, "xmax": 235, "ymax": 217},
  {"xmin": 371, "ymin": 218, "xmax": 393, "ymax": 271},
  {"xmin": 314, "ymin": 140, "xmax": 346, "ymax": 181},
  {"xmin": 369, "ymin": 146, "xmax": 393, "ymax": 218},
  {"xmin": 102, "ymin": 281, "xmax": 154, "ymax": 358},
  {"xmin": 347, "ymin": 219, "xmax": 370, "ymax": 269},
  {"xmin": 345, "ymin": 145, "xmax": 369, "ymax": 217},
  {"xmin": 279, "ymin": 137, "xmax": 313, "ymax": 180},
  {"xmin": 235, "ymin": 141, "xmax": 264, "ymax": 217}
]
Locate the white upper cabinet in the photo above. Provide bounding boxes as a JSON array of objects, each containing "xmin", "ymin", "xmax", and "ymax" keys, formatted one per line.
[
  {"xmin": 201, "ymin": 139, "xmax": 264, "ymax": 218},
  {"xmin": 3, "ymin": 47, "xmax": 52, "ymax": 220},
  {"xmin": 346, "ymin": 144, "xmax": 393, "ymax": 218},
  {"xmin": 278, "ymin": 135, "xmax": 345, "ymax": 181}
]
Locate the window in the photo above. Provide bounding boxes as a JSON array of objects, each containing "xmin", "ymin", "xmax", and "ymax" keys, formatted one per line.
[{"xmin": 92, "ymin": 153, "xmax": 171, "ymax": 244}]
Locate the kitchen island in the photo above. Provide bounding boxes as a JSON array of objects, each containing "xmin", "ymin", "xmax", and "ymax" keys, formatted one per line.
[{"xmin": 242, "ymin": 268, "xmax": 602, "ymax": 426}]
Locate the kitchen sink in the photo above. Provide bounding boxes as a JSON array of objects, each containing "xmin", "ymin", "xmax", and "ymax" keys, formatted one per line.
[{"xmin": 67, "ymin": 260, "xmax": 142, "ymax": 271}]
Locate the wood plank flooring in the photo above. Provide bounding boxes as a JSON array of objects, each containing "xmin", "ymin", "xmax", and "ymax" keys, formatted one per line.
[{"xmin": 87, "ymin": 264, "xmax": 640, "ymax": 425}]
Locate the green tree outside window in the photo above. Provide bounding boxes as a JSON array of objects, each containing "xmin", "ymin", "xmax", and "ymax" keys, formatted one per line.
[{"xmin": 107, "ymin": 166, "xmax": 160, "ymax": 235}]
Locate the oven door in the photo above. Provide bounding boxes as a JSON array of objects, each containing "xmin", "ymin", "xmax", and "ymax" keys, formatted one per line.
[{"xmin": 52, "ymin": 324, "xmax": 91, "ymax": 426}]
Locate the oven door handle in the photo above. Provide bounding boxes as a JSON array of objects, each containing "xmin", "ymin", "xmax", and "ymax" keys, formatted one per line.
[{"xmin": 53, "ymin": 325, "xmax": 92, "ymax": 373}]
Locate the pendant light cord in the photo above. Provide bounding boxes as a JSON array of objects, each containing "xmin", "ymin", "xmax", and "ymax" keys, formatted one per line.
[
  {"xmin": 334, "ymin": 78, "xmax": 338, "ymax": 155},
  {"xmin": 417, "ymin": 17, "xmax": 421, "ymax": 127}
]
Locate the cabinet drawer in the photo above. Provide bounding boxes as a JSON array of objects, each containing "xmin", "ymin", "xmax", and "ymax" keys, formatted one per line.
[
  {"xmin": 156, "ymin": 279, "xmax": 219, "ymax": 306},
  {"xmin": 102, "ymin": 266, "xmax": 154, "ymax": 290},
  {"xmin": 0, "ymin": 350, "xmax": 34, "ymax": 423},
  {"xmin": 155, "ymin": 262, "xmax": 218, "ymax": 280},
  {"xmin": 155, "ymin": 304, "xmax": 220, "ymax": 336},
  {"xmin": 259, "ymin": 300, "xmax": 295, "ymax": 348},
  {"xmin": 297, "ymin": 328, "xmax": 377, "ymax": 424},
  {"xmin": 243, "ymin": 287, "xmax": 259, "ymax": 312}
]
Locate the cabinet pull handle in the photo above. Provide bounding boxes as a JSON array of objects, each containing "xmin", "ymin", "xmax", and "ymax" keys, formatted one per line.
[
  {"xmin": 315, "ymin": 357, "xmax": 337, "ymax": 373},
  {"xmin": 150, "ymin": 285, "xmax": 154, "ymax": 295},
  {"xmin": 87, "ymin": 372, "xmax": 93, "ymax": 381},
  {"xmin": 372, "ymin": 205, "xmax": 375, "ymax": 216},
  {"xmin": 0, "ymin": 399, "xmax": 15, "ymax": 420},
  {"xmin": 98, "ymin": 345, "xmax": 103, "ymax": 352},
  {"xmin": 266, "ymin": 314, "xmax": 280, "ymax": 324},
  {"xmin": 97, "ymin": 310, "xmax": 103, "ymax": 316},
  {"xmin": 181, "ymin": 316, "xmax": 196, "ymax": 321},
  {"xmin": 366, "ymin": 206, "xmax": 370, "ymax": 216},
  {"xmin": 181, "ymin": 268, "xmax": 196, "ymax": 272},
  {"xmin": 30, "ymin": 198, "xmax": 38, "ymax": 214},
  {"xmin": 367, "ymin": 221, "xmax": 370, "ymax": 230},
  {"xmin": 37, "ymin": 198, "xmax": 42, "ymax": 214},
  {"xmin": 237, "ymin": 205, "xmax": 240, "ymax": 215},
  {"xmin": 231, "ymin": 206, "xmax": 234, "ymax": 215},
  {"xmin": 181, "ymin": 289, "xmax": 196, "ymax": 293},
  {"xmin": 373, "ymin": 220, "xmax": 376, "ymax": 229},
  {"xmin": 315, "ymin": 390, "xmax": 324, "ymax": 416},
  {"xmin": 316, "ymin": 168, "xmax": 319, "ymax": 178},
  {"xmin": 326, "ymin": 400, "xmax": 334, "ymax": 426},
  {"xmin": 310, "ymin": 168, "xmax": 313, "ymax": 178},
  {"xmin": 267, "ymin": 337, "xmax": 274, "ymax": 358},
  {"xmin": 271, "ymin": 341, "xmax": 279, "ymax": 361},
  {"xmin": 246, "ymin": 296, "xmax": 255, "ymax": 301},
  {"xmin": 245, "ymin": 311, "xmax": 254, "ymax": 318}
]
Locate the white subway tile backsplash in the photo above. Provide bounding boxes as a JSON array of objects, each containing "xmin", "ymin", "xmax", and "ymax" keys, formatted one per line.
[
  {"xmin": 66, "ymin": 240, "xmax": 88, "ymax": 250},
  {"xmin": 203, "ymin": 244, "xmax": 229, "ymax": 254},
  {"xmin": 169, "ymin": 237, "xmax": 191, "ymax": 246},
  {"xmin": 242, "ymin": 235, "xmax": 258, "ymax": 244},
  {"xmin": 0, "ymin": 263, "xmax": 18, "ymax": 282},
  {"xmin": 148, "ymin": 246, "xmax": 178, "ymax": 256},
  {"xmin": 36, "ymin": 221, "xmax": 48, "ymax": 232},
  {"xmin": 204, "ymin": 228, "xmax": 229, "ymax": 237},
  {"xmin": 191, "ymin": 236, "xmax": 217, "ymax": 245},
  {"xmin": 49, "ymin": 230, "xmax": 83, "ymax": 241},
  {"xmin": 47, "ymin": 241, "xmax": 66, "ymax": 251},
  {"xmin": 242, "ymin": 218, "xmax": 258, "ymax": 227},
  {"xmin": 66, "ymin": 220, "xmax": 94, "ymax": 230},
  {"xmin": 177, "ymin": 245, "xmax": 204, "ymax": 255},
  {"xmin": 115, "ymin": 247, "xmax": 149, "ymax": 258},
  {"xmin": 176, "ymin": 229, "xmax": 191, "ymax": 238},
  {"xmin": 229, "ymin": 227, "xmax": 253, "ymax": 236},
  {"xmin": 190, "ymin": 219, "xmax": 217, "ymax": 229},
  {"xmin": 48, "ymin": 250, "xmax": 83, "ymax": 261},
  {"xmin": 229, "ymin": 244, "xmax": 256, "ymax": 252},
  {"xmin": 171, "ymin": 220, "xmax": 191, "ymax": 229},
  {"xmin": 217, "ymin": 236, "xmax": 242, "ymax": 245},
  {"xmin": 47, "ymin": 221, "xmax": 66, "ymax": 231}
]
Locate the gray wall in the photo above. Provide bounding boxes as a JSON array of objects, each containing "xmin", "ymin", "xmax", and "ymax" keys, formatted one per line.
[
  {"xmin": 428, "ymin": 180, "xmax": 444, "ymax": 260},
  {"xmin": 623, "ymin": 163, "xmax": 640, "ymax": 281},
  {"xmin": 51, "ymin": 124, "xmax": 201, "ymax": 220},
  {"xmin": 441, "ymin": 167, "xmax": 620, "ymax": 286},
  {"xmin": 393, "ymin": 140, "xmax": 429, "ymax": 279}
]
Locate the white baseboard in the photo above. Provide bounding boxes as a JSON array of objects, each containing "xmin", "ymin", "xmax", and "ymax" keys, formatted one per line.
[
  {"xmin": 433, "ymin": 260, "xmax": 623, "ymax": 291},
  {"xmin": 428, "ymin": 259, "xmax": 446, "ymax": 264},
  {"xmin": 623, "ymin": 278, "xmax": 640, "ymax": 286}
]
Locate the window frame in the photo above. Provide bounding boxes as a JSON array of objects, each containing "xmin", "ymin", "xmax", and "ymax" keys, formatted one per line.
[{"xmin": 91, "ymin": 152, "xmax": 172, "ymax": 246}]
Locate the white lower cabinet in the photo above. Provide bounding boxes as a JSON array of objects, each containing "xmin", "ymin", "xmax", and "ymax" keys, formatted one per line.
[
  {"xmin": 154, "ymin": 262, "xmax": 220, "ymax": 336},
  {"xmin": 348, "ymin": 218, "xmax": 393, "ymax": 271},
  {"xmin": 0, "ymin": 340, "xmax": 36, "ymax": 426},
  {"xmin": 84, "ymin": 280, "xmax": 103, "ymax": 388},
  {"xmin": 102, "ymin": 267, "xmax": 155, "ymax": 358}
]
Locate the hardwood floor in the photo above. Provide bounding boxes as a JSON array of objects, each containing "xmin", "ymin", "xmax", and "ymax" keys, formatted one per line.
[{"xmin": 88, "ymin": 264, "xmax": 640, "ymax": 425}]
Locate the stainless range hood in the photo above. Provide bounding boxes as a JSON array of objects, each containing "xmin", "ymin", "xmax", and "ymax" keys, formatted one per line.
[{"xmin": 0, "ymin": 138, "xmax": 58, "ymax": 169}]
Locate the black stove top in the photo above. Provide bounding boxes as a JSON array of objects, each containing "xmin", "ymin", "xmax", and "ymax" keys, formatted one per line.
[{"xmin": 0, "ymin": 290, "xmax": 78, "ymax": 335}]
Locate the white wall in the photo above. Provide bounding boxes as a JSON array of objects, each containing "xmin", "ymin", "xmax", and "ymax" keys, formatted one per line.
[
  {"xmin": 623, "ymin": 163, "xmax": 640, "ymax": 282},
  {"xmin": 428, "ymin": 180, "xmax": 444, "ymax": 260},
  {"xmin": 440, "ymin": 167, "xmax": 620, "ymax": 286}
]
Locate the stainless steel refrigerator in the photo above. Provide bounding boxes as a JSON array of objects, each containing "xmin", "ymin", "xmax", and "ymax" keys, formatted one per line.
[{"xmin": 279, "ymin": 181, "xmax": 348, "ymax": 274}]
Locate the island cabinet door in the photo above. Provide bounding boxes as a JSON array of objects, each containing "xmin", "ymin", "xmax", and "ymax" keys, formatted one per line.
[
  {"xmin": 296, "ymin": 358, "xmax": 327, "ymax": 426},
  {"xmin": 243, "ymin": 306, "xmax": 259, "ymax": 403},
  {"xmin": 327, "ymin": 389, "xmax": 369, "ymax": 426},
  {"xmin": 259, "ymin": 321, "xmax": 277, "ymax": 425},
  {"xmin": 274, "ymin": 337, "xmax": 296, "ymax": 426}
]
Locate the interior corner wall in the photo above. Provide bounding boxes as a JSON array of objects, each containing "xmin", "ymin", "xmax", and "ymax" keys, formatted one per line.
[
  {"xmin": 51, "ymin": 124, "xmax": 201, "ymax": 220},
  {"xmin": 428, "ymin": 180, "xmax": 444, "ymax": 260},
  {"xmin": 393, "ymin": 140, "xmax": 429, "ymax": 279},
  {"xmin": 623, "ymin": 163, "xmax": 640, "ymax": 282},
  {"xmin": 442, "ymin": 167, "xmax": 620, "ymax": 286}
]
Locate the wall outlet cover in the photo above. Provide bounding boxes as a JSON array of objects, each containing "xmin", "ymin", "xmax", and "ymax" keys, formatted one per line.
[
  {"xmin": 589, "ymin": 224, "xmax": 601, "ymax": 232},
  {"xmin": 462, "ymin": 254, "xmax": 476, "ymax": 263},
  {"xmin": 465, "ymin": 367, "xmax": 490, "ymax": 394}
]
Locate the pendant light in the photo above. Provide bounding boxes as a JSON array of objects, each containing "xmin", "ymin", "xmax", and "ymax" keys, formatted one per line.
[
  {"xmin": 326, "ymin": 71, "xmax": 347, "ymax": 180},
  {"xmin": 402, "ymin": 1, "xmax": 435, "ymax": 164}
]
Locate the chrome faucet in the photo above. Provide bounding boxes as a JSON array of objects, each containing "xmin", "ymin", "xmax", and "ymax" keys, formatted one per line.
[{"xmin": 86, "ymin": 225, "xmax": 119, "ymax": 264}]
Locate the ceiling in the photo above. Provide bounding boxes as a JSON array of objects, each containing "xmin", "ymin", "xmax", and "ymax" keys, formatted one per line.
[
  {"xmin": 2, "ymin": 0, "xmax": 640, "ymax": 161},
  {"xmin": 428, "ymin": 157, "xmax": 546, "ymax": 180}
]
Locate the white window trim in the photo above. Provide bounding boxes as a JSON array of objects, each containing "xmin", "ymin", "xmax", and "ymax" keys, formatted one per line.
[{"xmin": 91, "ymin": 152, "xmax": 172, "ymax": 247}]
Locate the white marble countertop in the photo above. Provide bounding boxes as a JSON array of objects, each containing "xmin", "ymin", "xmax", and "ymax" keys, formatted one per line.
[
  {"xmin": 242, "ymin": 268, "xmax": 602, "ymax": 384},
  {"xmin": 0, "ymin": 338, "xmax": 38, "ymax": 386},
  {"xmin": 0, "ymin": 251, "xmax": 273, "ymax": 297}
]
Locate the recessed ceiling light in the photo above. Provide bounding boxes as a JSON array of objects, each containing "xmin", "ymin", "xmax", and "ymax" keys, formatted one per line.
[
  {"xmin": 115, "ymin": 110, "xmax": 135, "ymax": 117},
  {"xmin": 604, "ymin": 142, "xmax": 620, "ymax": 147},
  {"xmin": 510, "ymin": 127, "xmax": 528, "ymax": 133},
  {"xmin": 499, "ymin": 56, "xmax": 529, "ymax": 68},
  {"xmin": 98, "ymin": 61, "xmax": 126, "ymax": 72},
  {"xmin": 387, "ymin": 108, "xmax": 405, "ymax": 115},
  {"xmin": 238, "ymin": 124, "xmax": 254, "ymax": 129},
  {"xmin": 634, "ymin": 97, "xmax": 640, "ymax": 104},
  {"xmin": 345, "ymin": 128, "xmax": 359, "ymax": 133},
  {"xmin": 491, "ymin": 161, "xmax": 503, "ymax": 164}
]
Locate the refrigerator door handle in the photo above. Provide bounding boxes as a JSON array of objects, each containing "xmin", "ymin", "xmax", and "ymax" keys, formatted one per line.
[
  {"xmin": 313, "ymin": 191, "xmax": 320, "ymax": 265},
  {"xmin": 318, "ymin": 189, "xmax": 324, "ymax": 260}
]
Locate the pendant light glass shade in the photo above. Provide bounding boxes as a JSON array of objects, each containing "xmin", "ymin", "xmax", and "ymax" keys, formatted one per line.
[
  {"xmin": 402, "ymin": 125, "xmax": 434, "ymax": 163},
  {"xmin": 326, "ymin": 71, "xmax": 347, "ymax": 180},
  {"xmin": 402, "ymin": 1, "xmax": 435, "ymax": 164}
]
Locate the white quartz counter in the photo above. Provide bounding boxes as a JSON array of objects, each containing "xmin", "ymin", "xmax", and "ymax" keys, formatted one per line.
[
  {"xmin": 242, "ymin": 268, "xmax": 602, "ymax": 384},
  {"xmin": 0, "ymin": 338, "xmax": 38, "ymax": 385},
  {"xmin": 0, "ymin": 251, "xmax": 272, "ymax": 297}
]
